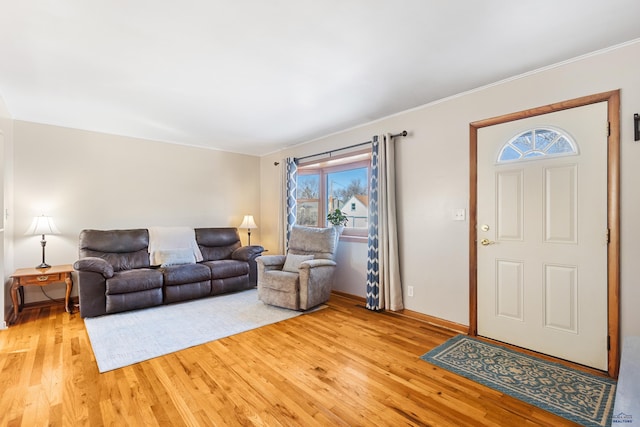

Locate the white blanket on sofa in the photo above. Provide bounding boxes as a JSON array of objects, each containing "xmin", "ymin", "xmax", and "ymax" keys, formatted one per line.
[{"xmin": 148, "ymin": 226, "xmax": 204, "ymax": 266}]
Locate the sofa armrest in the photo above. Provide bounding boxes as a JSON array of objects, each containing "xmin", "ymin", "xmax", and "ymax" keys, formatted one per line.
[
  {"xmin": 232, "ymin": 245, "xmax": 265, "ymax": 261},
  {"xmin": 75, "ymin": 270, "xmax": 108, "ymax": 318},
  {"xmin": 233, "ymin": 245, "xmax": 265, "ymax": 286},
  {"xmin": 73, "ymin": 257, "xmax": 114, "ymax": 278}
]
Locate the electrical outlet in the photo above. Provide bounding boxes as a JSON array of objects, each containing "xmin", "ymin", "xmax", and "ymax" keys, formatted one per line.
[{"xmin": 408, "ymin": 286, "xmax": 414, "ymax": 297}]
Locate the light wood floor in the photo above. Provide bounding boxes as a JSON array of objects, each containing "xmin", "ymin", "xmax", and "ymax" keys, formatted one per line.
[{"xmin": 0, "ymin": 294, "xmax": 581, "ymax": 426}]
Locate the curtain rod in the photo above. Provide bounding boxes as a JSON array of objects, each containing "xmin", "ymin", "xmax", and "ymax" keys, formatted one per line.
[{"xmin": 273, "ymin": 130, "xmax": 408, "ymax": 165}]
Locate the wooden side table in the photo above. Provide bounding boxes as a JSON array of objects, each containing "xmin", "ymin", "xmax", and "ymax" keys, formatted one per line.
[{"xmin": 10, "ymin": 264, "xmax": 74, "ymax": 325}]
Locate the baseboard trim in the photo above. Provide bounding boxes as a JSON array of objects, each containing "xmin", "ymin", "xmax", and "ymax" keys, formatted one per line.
[
  {"xmin": 330, "ymin": 291, "xmax": 468, "ymax": 334},
  {"xmin": 331, "ymin": 290, "xmax": 366, "ymax": 304},
  {"xmin": 389, "ymin": 308, "xmax": 468, "ymax": 334}
]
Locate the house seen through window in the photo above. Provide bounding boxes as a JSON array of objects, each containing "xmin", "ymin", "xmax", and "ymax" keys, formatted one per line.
[{"xmin": 296, "ymin": 150, "xmax": 370, "ymax": 237}]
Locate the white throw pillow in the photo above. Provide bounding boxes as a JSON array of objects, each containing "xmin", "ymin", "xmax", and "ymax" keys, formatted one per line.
[
  {"xmin": 282, "ymin": 254, "xmax": 314, "ymax": 273},
  {"xmin": 154, "ymin": 248, "xmax": 196, "ymax": 267}
]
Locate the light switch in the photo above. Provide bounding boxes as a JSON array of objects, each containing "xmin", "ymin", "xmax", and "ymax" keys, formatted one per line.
[{"xmin": 453, "ymin": 208, "xmax": 466, "ymax": 221}]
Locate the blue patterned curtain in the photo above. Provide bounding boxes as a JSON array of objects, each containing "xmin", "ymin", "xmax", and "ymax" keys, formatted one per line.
[
  {"xmin": 366, "ymin": 134, "xmax": 403, "ymax": 311},
  {"xmin": 366, "ymin": 137, "xmax": 381, "ymax": 310},
  {"xmin": 278, "ymin": 157, "xmax": 298, "ymax": 253}
]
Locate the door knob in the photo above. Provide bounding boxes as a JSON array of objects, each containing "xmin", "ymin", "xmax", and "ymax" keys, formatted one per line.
[{"xmin": 480, "ymin": 238, "xmax": 496, "ymax": 246}]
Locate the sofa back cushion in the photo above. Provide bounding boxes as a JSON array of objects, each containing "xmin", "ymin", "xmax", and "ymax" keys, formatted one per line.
[
  {"xmin": 79, "ymin": 229, "xmax": 151, "ymax": 272},
  {"xmin": 195, "ymin": 228, "xmax": 241, "ymax": 261}
]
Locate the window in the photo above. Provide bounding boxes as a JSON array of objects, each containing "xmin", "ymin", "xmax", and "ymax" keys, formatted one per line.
[
  {"xmin": 296, "ymin": 174, "xmax": 319, "ymax": 227},
  {"xmin": 498, "ymin": 128, "xmax": 578, "ymax": 163},
  {"xmin": 296, "ymin": 150, "xmax": 370, "ymax": 237}
]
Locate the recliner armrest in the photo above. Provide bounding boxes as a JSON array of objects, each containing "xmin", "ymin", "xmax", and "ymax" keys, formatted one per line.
[
  {"xmin": 73, "ymin": 257, "xmax": 114, "ymax": 278},
  {"xmin": 299, "ymin": 259, "xmax": 337, "ymax": 269},
  {"xmin": 256, "ymin": 254, "xmax": 286, "ymax": 267}
]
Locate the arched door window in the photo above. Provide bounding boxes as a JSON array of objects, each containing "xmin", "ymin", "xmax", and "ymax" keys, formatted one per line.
[{"xmin": 497, "ymin": 128, "xmax": 578, "ymax": 163}]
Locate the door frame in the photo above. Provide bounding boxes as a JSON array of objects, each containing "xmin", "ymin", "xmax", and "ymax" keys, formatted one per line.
[{"xmin": 468, "ymin": 90, "xmax": 620, "ymax": 378}]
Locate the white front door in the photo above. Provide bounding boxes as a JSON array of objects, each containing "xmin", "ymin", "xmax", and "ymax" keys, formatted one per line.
[{"xmin": 476, "ymin": 102, "xmax": 608, "ymax": 370}]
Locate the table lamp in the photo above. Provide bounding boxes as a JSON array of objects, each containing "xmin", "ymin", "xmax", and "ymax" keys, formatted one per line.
[
  {"xmin": 238, "ymin": 215, "xmax": 258, "ymax": 245},
  {"xmin": 25, "ymin": 215, "xmax": 60, "ymax": 268}
]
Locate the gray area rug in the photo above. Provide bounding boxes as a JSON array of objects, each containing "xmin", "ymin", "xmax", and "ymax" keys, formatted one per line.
[{"xmin": 84, "ymin": 289, "xmax": 301, "ymax": 372}]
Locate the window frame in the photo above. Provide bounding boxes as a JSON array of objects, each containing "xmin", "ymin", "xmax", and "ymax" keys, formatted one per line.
[{"xmin": 297, "ymin": 149, "xmax": 371, "ymax": 241}]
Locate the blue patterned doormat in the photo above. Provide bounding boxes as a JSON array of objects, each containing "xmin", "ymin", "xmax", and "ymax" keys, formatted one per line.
[{"xmin": 421, "ymin": 335, "xmax": 617, "ymax": 426}]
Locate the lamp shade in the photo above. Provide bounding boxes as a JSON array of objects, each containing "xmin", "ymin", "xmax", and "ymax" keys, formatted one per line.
[
  {"xmin": 238, "ymin": 215, "xmax": 258, "ymax": 229},
  {"xmin": 25, "ymin": 215, "xmax": 60, "ymax": 236}
]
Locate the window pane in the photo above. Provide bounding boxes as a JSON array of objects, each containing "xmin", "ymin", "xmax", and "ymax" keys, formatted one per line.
[
  {"xmin": 512, "ymin": 132, "xmax": 533, "ymax": 153},
  {"xmin": 499, "ymin": 146, "xmax": 521, "ymax": 161},
  {"xmin": 297, "ymin": 202, "xmax": 318, "ymax": 226},
  {"xmin": 297, "ymin": 173, "xmax": 320, "ymax": 226},
  {"xmin": 297, "ymin": 174, "xmax": 319, "ymax": 199},
  {"xmin": 326, "ymin": 167, "xmax": 368, "ymax": 229},
  {"xmin": 546, "ymin": 136, "xmax": 574, "ymax": 154},
  {"xmin": 534, "ymin": 129, "xmax": 557, "ymax": 151}
]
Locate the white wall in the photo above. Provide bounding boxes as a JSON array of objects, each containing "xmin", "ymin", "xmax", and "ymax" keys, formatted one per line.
[
  {"xmin": 12, "ymin": 121, "xmax": 261, "ymax": 303},
  {"xmin": 0, "ymin": 94, "xmax": 14, "ymax": 327},
  {"xmin": 260, "ymin": 40, "xmax": 640, "ymax": 339},
  {"xmin": 4, "ymin": 40, "xmax": 639, "ymax": 341}
]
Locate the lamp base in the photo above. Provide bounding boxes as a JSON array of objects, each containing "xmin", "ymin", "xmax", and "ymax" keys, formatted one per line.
[{"xmin": 36, "ymin": 262, "xmax": 51, "ymax": 269}]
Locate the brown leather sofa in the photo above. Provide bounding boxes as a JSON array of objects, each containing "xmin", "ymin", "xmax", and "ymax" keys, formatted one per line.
[{"xmin": 73, "ymin": 228, "xmax": 263, "ymax": 318}]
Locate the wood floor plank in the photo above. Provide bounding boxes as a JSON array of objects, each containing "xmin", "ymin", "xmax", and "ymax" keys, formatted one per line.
[{"xmin": 0, "ymin": 294, "xmax": 583, "ymax": 426}]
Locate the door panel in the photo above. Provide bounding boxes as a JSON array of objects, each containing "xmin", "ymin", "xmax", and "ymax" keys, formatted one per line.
[
  {"xmin": 544, "ymin": 165, "xmax": 577, "ymax": 243},
  {"xmin": 477, "ymin": 102, "xmax": 608, "ymax": 370},
  {"xmin": 496, "ymin": 170, "xmax": 523, "ymax": 240},
  {"xmin": 496, "ymin": 260, "xmax": 523, "ymax": 320},
  {"xmin": 544, "ymin": 264, "xmax": 577, "ymax": 332}
]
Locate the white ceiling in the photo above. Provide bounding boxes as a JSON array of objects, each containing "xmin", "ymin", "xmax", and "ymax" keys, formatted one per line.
[{"xmin": 2, "ymin": 1, "xmax": 640, "ymax": 156}]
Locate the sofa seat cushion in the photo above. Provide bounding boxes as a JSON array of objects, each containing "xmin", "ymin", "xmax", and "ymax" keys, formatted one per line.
[
  {"xmin": 259, "ymin": 270, "xmax": 299, "ymax": 292},
  {"xmin": 203, "ymin": 260, "xmax": 249, "ymax": 280},
  {"xmin": 106, "ymin": 289, "xmax": 163, "ymax": 314},
  {"xmin": 211, "ymin": 275, "xmax": 250, "ymax": 295},
  {"xmin": 165, "ymin": 281, "xmax": 212, "ymax": 303},
  {"xmin": 105, "ymin": 269, "xmax": 163, "ymax": 295},
  {"xmin": 161, "ymin": 263, "xmax": 211, "ymax": 285}
]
